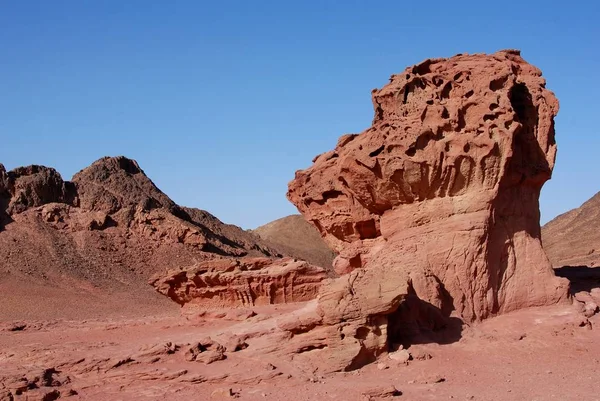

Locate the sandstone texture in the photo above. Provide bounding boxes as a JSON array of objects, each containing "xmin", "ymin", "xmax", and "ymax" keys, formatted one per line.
[
  {"xmin": 253, "ymin": 214, "xmax": 336, "ymax": 272},
  {"xmin": 280, "ymin": 50, "xmax": 569, "ymax": 371},
  {"xmin": 0, "ymin": 156, "xmax": 322, "ymax": 320},
  {"xmin": 542, "ymin": 191, "xmax": 600, "ymax": 267},
  {"xmin": 150, "ymin": 257, "xmax": 327, "ymax": 308}
]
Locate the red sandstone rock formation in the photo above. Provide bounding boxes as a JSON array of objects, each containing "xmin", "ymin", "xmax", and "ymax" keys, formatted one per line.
[
  {"xmin": 278, "ymin": 50, "xmax": 569, "ymax": 371},
  {"xmin": 150, "ymin": 257, "xmax": 327, "ymax": 308}
]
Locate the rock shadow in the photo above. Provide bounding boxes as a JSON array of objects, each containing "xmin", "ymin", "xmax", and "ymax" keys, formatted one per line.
[
  {"xmin": 0, "ymin": 212, "xmax": 11, "ymax": 231},
  {"xmin": 554, "ymin": 266, "xmax": 600, "ymax": 294},
  {"xmin": 386, "ymin": 292, "xmax": 463, "ymax": 349},
  {"xmin": 0, "ymin": 197, "xmax": 11, "ymax": 231},
  {"xmin": 487, "ymin": 81, "xmax": 557, "ymax": 314}
]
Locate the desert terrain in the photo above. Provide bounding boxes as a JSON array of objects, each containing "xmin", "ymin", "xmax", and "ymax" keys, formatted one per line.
[{"xmin": 2, "ymin": 50, "xmax": 600, "ymax": 401}]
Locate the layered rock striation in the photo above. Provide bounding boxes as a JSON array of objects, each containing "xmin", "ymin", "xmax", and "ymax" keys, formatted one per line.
[{"xmin": 150, "ymin": 257, "xmax": 327, "ymax": 308}]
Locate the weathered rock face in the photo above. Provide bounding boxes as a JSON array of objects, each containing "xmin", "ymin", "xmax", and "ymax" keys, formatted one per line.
[
  {"xmin": 3, "ymin": 165, "xmax": 76, "ymax": 215},
  {"xmin": 72, "ymin": 156, "xmax": 176, "ymax": 216},
  {"xmin": 69, "ymin": 156, "xmax": 279, "ymax": 257},
  {"xmin": 150, "ymin": 257, "xmax": 327, "ymax": 309},
  {"xmin": 282, "ymin": 50, "xmax": 569, "ymax": 371}
]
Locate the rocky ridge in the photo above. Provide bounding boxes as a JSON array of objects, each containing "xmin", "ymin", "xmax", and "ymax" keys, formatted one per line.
[{"xmin": 0, "ymin": 156, "xmax": 325, "ymax": 319}]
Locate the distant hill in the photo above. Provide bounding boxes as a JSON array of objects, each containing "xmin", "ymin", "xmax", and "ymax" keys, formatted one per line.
[
  {"xmin": 542, "ymin": 192, "xmax": 600, "ymax": 267},
  {"xmin": 253, "ymin": 215, "xmax": 336, "ymax": 272},
  {"xmin": 0, "ymin": 156, "xmax": 284, "ymax": 320}
]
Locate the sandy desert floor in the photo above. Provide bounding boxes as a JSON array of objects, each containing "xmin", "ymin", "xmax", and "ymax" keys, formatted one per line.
[{"xmin": 1, "ymin": 295, "xmax": 600, "ymax": 401}]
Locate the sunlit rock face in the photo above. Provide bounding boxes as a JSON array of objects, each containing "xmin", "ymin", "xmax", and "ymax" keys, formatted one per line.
[{"xmin": 282, "ymin": 50, "xmax": 568, "ymax": 371}]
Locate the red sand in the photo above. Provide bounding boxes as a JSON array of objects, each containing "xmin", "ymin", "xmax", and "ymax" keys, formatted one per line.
[{"xmin": 1, "ymin": 300, "xmax": 599, "ymax": 400}]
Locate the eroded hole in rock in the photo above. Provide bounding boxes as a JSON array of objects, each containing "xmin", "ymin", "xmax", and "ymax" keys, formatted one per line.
[
  {"xmin": 441, "ymin": 82, "xmax": 452, "ymax": 99},
  {"xmin": 410, "ymin": 130, "xmax": 444, "ymax": 152},
  {"xmin": 401, "ymin": 78, "xmax": 426, "ymax": 104},
  {"xmin": 369, "ymin": 145, "xmax": 385, "ymax": 158},
  {"xmin": 348, "ymin": 254, "xmax": 362, "ymax": 269},
  {"xmin": 298, "ymin": 344, "xmax": 327, "ymax": 353},
  {"xmin": 311, "ymin": 190, "xmax": 344, "ymax": 206},
  {"xmin": 330, "ymin": 222, "xmax": 355, "ymax": 241},
  {"xmin": 413, "ymin": 60, "xmax": 433, "ymax": 75},
  {"xmin": 457, "ymin": 110, "xmax": 466, "ymax": 130},
  {"xmin": 371, "ymin": 160, "xmax": 383, "ymax": 179},
  {"xmin": 506, "ymin": 82, "xmax": 549, "ymax": 184},
  {"xmin": 374, "ymin": 101, "xmax": 384, "ymax": 121},
  {"xmin": 355, "ymin": 220, "xmax": 379, "ymax": 240},
  {"xmin": 464, "ymin": 90, "xmax": 474, "ymax": 98},
  {"xmin": 441, "ymin": 107, "xmax": 450, "ymax": 119},
  {"xmin": 489, "ymin": 76, "xmax": 508, "ymax": 91},
  {"xmin": 509, "ymin": 82, "xmax": 534, "ymax": 122},
  {"xmin": 548, "ymin": 119, "xmax": 556, "ymax": 146}
]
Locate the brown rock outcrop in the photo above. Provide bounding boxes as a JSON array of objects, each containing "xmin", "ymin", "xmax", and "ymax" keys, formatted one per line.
[
  {"xmin": 2, "ymin": 165, "xmax": 76, "ymax": 215},
  {"xmin": 72, "ymin": 156, "xmax": 176, "ymax": 215},
  {"xmin": 279, "ymin": 50, "xmax": 568, "ymax": 371},
  {"xmin": 150, "ymin": 257, "xmax": 327, "ymax": 309}
]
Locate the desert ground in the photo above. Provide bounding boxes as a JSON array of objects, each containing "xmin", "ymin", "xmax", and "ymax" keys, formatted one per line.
[{"xmin": 2, "ymin": 284, "xmax": 600, "ymax": 400}]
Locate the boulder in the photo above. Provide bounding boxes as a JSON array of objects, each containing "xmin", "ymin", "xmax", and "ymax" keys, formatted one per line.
[{"xmin": 184, "ymin": 338, "xmax": 226, "ymax": 364}]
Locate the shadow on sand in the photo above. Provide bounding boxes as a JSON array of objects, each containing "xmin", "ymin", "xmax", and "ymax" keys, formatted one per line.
[
  {"xmin": 386, "ymin": 295, "xmax": 464, "ymax": 349},
  {"xmin": 554, "ymin": 266, "xmax": 600, "ymax": 294}
]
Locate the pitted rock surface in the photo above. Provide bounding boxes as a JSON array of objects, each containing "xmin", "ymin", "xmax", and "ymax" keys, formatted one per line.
[{"xmin": 281, "ymin": 50, "xmax": 568, "ymax": 370}]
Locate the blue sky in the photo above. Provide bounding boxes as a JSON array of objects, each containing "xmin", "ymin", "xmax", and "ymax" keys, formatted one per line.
[{"xmin": 1, "ymin": 1, "xmax": 598, "ymax": 228}]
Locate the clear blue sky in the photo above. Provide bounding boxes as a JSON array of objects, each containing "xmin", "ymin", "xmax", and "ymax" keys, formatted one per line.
[{"xmin": 1, "ymin": 1, "xmax": 598, "ymax": 228}]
